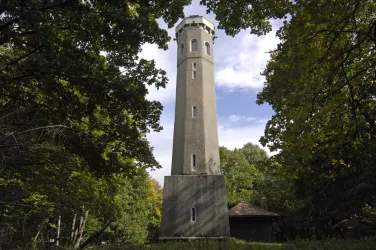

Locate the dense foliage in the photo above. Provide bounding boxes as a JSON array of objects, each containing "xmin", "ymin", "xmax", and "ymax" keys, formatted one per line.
[
  {"xmin": 203, "ymin": 0, "xmax": 376, "ymax": 239},
  {"xmin": 220, "ymin": 143, "xmax": 294, "ymax": 214},
  {"xmin": 0, "ymin": 0, "xmax": 188, "ymax": 248},
  {"xmin": 220, "ymin": 143, "xmax": 267, "ymax": 207}
]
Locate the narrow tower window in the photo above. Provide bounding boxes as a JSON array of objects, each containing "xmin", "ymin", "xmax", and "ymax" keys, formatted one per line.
[
  {"xmin": 192, "ymin": 105, "xmax": 197, "ymax": 118},
  {"xmin": 205, "ymin": 42, "xmax": 210, "ymax": 55},
  {"xmin": 191, "ymin": 207, "xmax": 196, "ymax": 222},
  {"xmin": 191, "ymin": 154, "xmax": 197, "ymax": 171},
  {"xmin": 192, "ymin": 62, "xmax": 197, "ymax": 79},
  {"xmin": 191, "ymin": 39, "xmax": 198, "ymax": 51},
  {"xmin": 193, "ymin": 70, "xmax": 197, "ymax": 79},
  {"xmin": 180, "ymin": 43, "xmax": 184, "ymax": 56}
]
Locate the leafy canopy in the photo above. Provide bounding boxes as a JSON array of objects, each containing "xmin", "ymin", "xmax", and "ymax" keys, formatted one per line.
[
  {"xmin": 1, "ymin": 0, "xmax": 190, "ymax": 174},
  {"xmin": 220, "ymin": 143, "xmax": 268, "ymax": 207},
  {"xmin": 1, "ymin": 0, "xmax": 190, "ymax": 247},
  {"xmin": 202, "ymin": 0, "xmax": 376, "ymax": 236}
]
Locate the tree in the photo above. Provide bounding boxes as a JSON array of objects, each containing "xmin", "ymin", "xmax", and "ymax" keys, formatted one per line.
[
  {"xmin": 93, "ymin": 171, "xmax": 163, "ymax": 245},
  {"xmin": 220, "ymin": 144, "xmax": 265, "ymax": 207},
  {"xmin": 146, "ymin": 177, "xmax": 163, "ymax": 242},
  {"xmin": 260, "ymin": 0, "xmax": 376, "ymax": 234},
  {"xmin": 1, "ymin": 0, "xmax": 190, "ymax": 175},
  {"xmin": 239, "ymin": 144, "xmax": 296, "ymax": 213},
  {"xmin": 239, "ymin": 142, "xmax": 268, "ymax": 171},
  {"xmin": 220, "ymin": 143, "xmax": 295, "ymax": 214},
  {"xmin": 202, "ymin": 0, "xmax": 376, "ymax": 237},
  {"xmin": 1, "ymin": 0, "xmax": 191, "ymax": 247},
  {"xmin": 0, "ymin": 143, "xmax": 116, "ymax": 248},
  {"xmin": 200, "ymin": 0, "xmax": 292, "ymax": 36}
]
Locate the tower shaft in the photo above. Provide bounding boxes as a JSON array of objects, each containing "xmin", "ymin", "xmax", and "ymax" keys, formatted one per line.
[
  {"xmin": 172, "ymin": 16, "xmax": 220, "ymax": 175},
  {"xmin": 159, "ymin": 16, "xmax": 230, "ymax": 240}
]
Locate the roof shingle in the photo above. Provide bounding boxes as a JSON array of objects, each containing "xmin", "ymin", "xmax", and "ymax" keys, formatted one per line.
[{"xmin": 228, "ymin": 202, "xmax": 279, "ymax": 217}]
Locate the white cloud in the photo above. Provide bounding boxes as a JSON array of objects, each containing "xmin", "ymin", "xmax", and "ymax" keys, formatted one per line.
[
  {"xmin": 218, "ymin": 124, "xmax": 268, "ymax": 152},
  {"xmin": 139, "ymin": 43, "xmax": 177, "ymax": 105},
  {"xmin": 147, "ymin": 118, "xmax": 174, "ymax": 185},
  {"xmin": 246, "ymin": 117, "xmax": 257, "ymax": 122},
  {"xmin": 215, "ymin": 24, "xmax": 281, "ymax": 90},
  {"xmin": 138, "ymin": 16, "xmax": 182, "ymax": 106},
  {"xmin": 228, "ymin": 115, "xmax": 265, "ymax": 123},
  {"xmin": 216, "ymin": 67, "xmax": 256, "ymax": 89},
  {"xmin": 229, "ymin": 114, "xmax": 241, "ymax": 122}
]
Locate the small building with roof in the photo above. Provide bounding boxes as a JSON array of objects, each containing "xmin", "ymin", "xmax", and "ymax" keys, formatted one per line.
[{"xmin": 228, "ymin": 202, "xmax": 280, "ymax": 242}]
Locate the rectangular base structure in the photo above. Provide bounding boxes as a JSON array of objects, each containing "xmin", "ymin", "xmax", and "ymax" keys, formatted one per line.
[{"xmin": 159, "ymin": 175, "xmax": 230, "ymax": 239}]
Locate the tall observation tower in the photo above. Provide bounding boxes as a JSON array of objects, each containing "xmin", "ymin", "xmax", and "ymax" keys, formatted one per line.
[{"xmin": 159, "ymin": 15, "xmax": 230, "ymax": 240}]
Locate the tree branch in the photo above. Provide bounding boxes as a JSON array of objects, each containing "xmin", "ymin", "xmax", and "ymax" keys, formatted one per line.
[
  {"xmin": 77, "ymin": 217, "xmax": 113, "ymax": 250},
  {"xmin": 5, "ymin": 45, "xmax": 43, "ymax": 69},
  {"xmin": 0, "ymin": 125, "xmax": 69, "ymax": 144},
  {"xmin": 0, "ymin": 201, "xmax": 55, "ymax": 207},
  {"xmin": 39, "ymin": 0, "xmax": 76, "ymax": 11},
  {"xmin": 0, "ymin": 17, "xmax": 19, "ymax": 30},
  {"xmin": 341, "ymin": 62, "xmax": 358, "ymax": 139},
  {"xmin": 0, "ymin": 108, "xmax": 25, "ymax": 121}
]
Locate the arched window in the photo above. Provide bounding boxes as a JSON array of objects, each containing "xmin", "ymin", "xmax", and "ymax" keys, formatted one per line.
[
  {"xmin": 191, "ymin": 39, "xmax": 198, "ymax": 51},
  {"xmin": 193, "ymin": 62, "xmax": 196, "ymax": 69},
  {"xmin": 180, "ymin": 43, "xmax": 184, "ymax": 56},
  {"xmin": 191, "ymin": 154, "xmax": 197, "ymax": 171},
  {"xmin": 192, "ymin": 105, "xmax": 197, "ymax": 118},
  {"xmin": 191, "ymin": 207, "xmax": 196, "ymax": 222},
  {"xmin": 205, "ymin": 42, "xmax": 210, "ymax": 55}
]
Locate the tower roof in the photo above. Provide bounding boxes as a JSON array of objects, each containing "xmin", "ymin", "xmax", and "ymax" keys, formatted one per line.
[{"xmin": 175, "ymin": 15, "xmax": 215, "ymax": 33}]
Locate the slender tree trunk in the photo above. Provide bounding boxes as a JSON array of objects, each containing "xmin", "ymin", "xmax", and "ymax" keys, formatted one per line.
[
  {"xmin": 73, "ymin": 213, "xmax": 84, "ymax": 245},
  {"xmin": 70, "ymin": 213, "xmax": 77, "ymax": 246},
  {"xmin": 33, "ymin": 231, "xmax": 40, "ymax": 242},
  {"xmin": 77, "ymin": 218, "xmax": 113, "ymax": 250},
  {"xmin": 33, "ymin": 211, "xmax": 47, "ymax": 243},
  {"xmin": 72, "ymin": 227, "xmax": 79, "ymax": 247},
  {"xmin": 56, "ymin": 215, "xmax": 61, "ymax": 246},
  {"xmin": 74, "ymin": 210, "xmax": 89, "ymax": 248}
]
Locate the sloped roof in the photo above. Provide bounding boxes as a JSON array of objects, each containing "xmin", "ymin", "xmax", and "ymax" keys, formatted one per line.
[{"xmin": 228, "ymin": 202, "xmax": 279, "ymax": 217}]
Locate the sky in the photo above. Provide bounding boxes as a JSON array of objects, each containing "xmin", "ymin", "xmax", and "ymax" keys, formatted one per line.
[{"xmin": 140, "ymin": 0, "xmax": 282, "ymax": 185}]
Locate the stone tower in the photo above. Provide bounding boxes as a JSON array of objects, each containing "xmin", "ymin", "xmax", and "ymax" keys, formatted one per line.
[{"xmin": 159, "ymin": 16, "xmax": 230, "ymax": 240}]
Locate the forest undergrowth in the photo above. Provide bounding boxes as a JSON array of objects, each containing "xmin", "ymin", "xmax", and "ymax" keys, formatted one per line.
[{"xmin": 91, "ymin": 237, "xmax": 376, "ymax": 250}]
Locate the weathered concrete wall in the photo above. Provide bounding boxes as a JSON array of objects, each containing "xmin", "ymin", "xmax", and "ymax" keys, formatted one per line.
[{"xmin": 160, "ymin": 175, "xmax": 230, "ymax": 239}]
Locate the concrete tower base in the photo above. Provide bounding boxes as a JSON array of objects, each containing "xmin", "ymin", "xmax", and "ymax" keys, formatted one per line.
[{"xmin": 159, "ymin": 175, "xmax": 230, "ymax": 240}]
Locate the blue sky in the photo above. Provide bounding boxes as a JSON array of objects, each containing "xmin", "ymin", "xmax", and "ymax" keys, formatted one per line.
[{"xmin": 141, "ymin": 0, "xmax": 282, "ymax": 185}]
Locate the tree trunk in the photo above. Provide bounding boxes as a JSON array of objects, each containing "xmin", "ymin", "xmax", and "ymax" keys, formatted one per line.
[
  {"xmin": 69, "ymin": 213, "xmax": 77, "ymax": 246},
  {"xmin": 73, "ymin": 213, "xmax": 84, "ymax": 246},
  {"xmin": 56, "ymin": 215, "xmax": 61, "ymax": 246},
  {"xmin": 74, "ymin": 210, "xmax": 89, "ymax": 248},
  {"xmin": 33, "ymin": 210, "xmax": 48, "ymax": 243}
]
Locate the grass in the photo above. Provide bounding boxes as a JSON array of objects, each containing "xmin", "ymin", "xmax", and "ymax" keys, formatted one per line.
[{"xmin": 90, "ymin": 237, "xmax": 376, "ymax": 250}]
